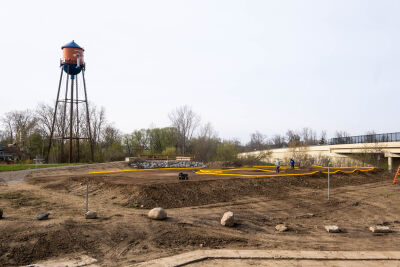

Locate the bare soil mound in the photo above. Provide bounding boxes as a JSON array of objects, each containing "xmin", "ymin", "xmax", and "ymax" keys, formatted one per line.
[
  {"xmin": 120, "ymin": 171, "xmax": 385, "ymax": 209},
  {"xmin": 28, "ymin": 169, "xmax": 388, "ymax": 209}
]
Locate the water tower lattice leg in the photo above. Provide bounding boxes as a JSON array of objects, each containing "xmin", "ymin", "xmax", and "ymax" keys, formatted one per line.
[
  {"xmin": 69, "ymin": 74, "xmax": 74, "ymax": 163},
  {"xmin": 46, "ymin": 68, "xmax": 63, "ymax": 163},
  {"xmin": 82, "ymin": 70, "xmax": 94, "ymax": 162},
  {"xmin": 76, "ymin": 77, "xmax": 80, "ymax": 162},
  {"xmin": 47, "ymin": 66, "xmax": 94, "ymax": 163},
  {"xmin": 60, "ymin": 65, "xmax": 70, "ymax": 163}
]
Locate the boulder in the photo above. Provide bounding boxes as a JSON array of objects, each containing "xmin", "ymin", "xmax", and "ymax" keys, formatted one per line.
[
  {"xmin": 36, "ymin": 213, "xmax": 50, "ymax": 220},
  {"xmin": 369, "ymin": 226, "xmax": 391, "ymax": 233},
  {"xmin": 0, "ymin": 208, "xmax": 2, "ymax": 219},
  {"xmin": 148, "ymin": 207, "xmax": 167, "ymax": 220},
  {"xmin": 221, "ymin": 211, "xmax": 235, "ymax": 227},
  {"xmin": 275, "ymin": 224, "xmax": 288, "ymax": 232},
  {"xmin": 325, "ymin": 225, "xmax": 340, "ymax": 233},
  {"xmin": 85, "ymin": 210, "xmax": 98, "ymax": 219}
]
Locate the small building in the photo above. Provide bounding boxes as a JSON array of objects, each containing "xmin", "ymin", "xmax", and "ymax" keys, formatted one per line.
[{"xmin": 0, "ymin": 145, "xmax": 19, "ymax": 162}]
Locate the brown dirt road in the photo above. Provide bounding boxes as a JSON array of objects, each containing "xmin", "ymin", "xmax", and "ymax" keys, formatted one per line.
[{"xmin": 0, "ymin": 162, "xmax": 399, "ymax": 266}]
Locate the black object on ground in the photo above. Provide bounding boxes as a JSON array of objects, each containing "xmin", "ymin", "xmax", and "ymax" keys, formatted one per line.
[{"xmin": 178, "ymin": 173, "xmax": 189, "ymax": 180}]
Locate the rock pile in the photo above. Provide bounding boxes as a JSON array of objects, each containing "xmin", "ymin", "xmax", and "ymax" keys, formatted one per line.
[{"xmin": 130, "ymin": 160, "xmax": 206, "ymax": 169}]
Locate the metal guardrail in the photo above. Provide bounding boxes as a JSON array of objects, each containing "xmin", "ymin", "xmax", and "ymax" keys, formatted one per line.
[{"xmin": 328, "ymin": 132, "xmax": 400, "ymax": 145}]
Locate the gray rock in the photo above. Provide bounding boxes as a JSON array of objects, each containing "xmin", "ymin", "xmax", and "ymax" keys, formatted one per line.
[
  {"xmin": 325, "ymin": 225, "xmax": 340, "ymax": 233},
  {"xmin": 352, "ymin": 202, "xmax": 359, "ymax": 206},
  {"xmin": 85, "ymin": 210, "xmax": 98, "ymax": 219},
  {"xmin": 148, "ymin": 207, "xmax": 167, "ymax": 220},
  {"xmin": 369, "ymin": 226, "xmax": 391, "ymax": 233},
  {"xmin": 0, "ymin": 208, "xmax": 2, "ymax": 219},
  {"xmin": 36, "ymin": 213, "xmax": 49, "ymax": 220},
  {"xmin": 221, "ymin": 211, "xmax": 235, "ymax": 227},
  {"xmin": 275, "ymin": 224, "xmax": 288, "ymax": 232}
]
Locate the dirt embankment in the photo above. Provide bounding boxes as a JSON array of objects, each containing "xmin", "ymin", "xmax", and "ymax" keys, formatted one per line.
[
  {"xmin": 121, "ymin": 170, "xmax": 386, "ymax": 208},
  {"xmin": 28, "ymin": 169, "xmax": 387, "ymax": 209}
]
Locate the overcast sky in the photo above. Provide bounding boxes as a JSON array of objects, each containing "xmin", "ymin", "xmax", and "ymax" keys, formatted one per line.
[{"xmin": 1, "ymin": 1, "xmax": 399, "ymax": 142}]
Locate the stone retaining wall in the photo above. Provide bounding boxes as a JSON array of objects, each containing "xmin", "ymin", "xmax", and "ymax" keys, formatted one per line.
[{"xmin": 129, "ymin": 160, "xmax": 206, "ymax": 169}]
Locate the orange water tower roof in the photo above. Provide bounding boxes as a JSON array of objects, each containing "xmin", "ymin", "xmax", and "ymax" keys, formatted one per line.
[{"xmin": 61, "ymin": 40, "xmax": 84, "ymax": 51}]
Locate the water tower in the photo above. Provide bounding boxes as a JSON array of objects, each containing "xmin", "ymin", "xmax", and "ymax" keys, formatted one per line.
[{"xmin": 46, "ymin": 41, "xmax": 94, "ymax": 163}]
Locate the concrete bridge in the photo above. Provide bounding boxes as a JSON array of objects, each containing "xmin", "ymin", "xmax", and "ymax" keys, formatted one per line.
[{"xmin": 239, "ymin": 141, "xmax": 400, "ymax": 170}]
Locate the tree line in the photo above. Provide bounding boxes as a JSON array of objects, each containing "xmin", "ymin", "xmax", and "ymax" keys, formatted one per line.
[{"xmin": 0, "ymin": 103, "xmax": 354, "ymax": 163}]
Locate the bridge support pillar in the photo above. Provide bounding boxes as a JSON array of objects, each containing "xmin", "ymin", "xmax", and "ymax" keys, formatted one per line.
[{"xmin": 388, "ymin": 156, "xmax": 393, "ymax": 171}]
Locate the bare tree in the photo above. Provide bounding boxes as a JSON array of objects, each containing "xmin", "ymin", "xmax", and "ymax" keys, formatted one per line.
[
  {"xmin": 0, "ymin": 130, "xmax": 9, "ymax": 145},
  {"xmin": 102, "ymin": 124, "xmax": 121, "ymax": 147},
  {"xmin": 334, "ymin": 130, "xmax": 350, "ymax": 144},
  {"xmin": 247, "ymin": 131, "xmax": 268, "ymax": 151},
  {"xmin": 36, "ymin": 103, "xmax": 56, "ymax": 137},
  {"xmin": 286, "ymin": 129, "xmax": 301, "ymax": 147},
  {"xmin": 365, "ymin": 130, "xmax": 377, "ymax": 143},
  {"xmin": 168, "ymin": 105, "xmax": 200, "ymax": 155},
  {"xmin": 1, "ymin": 110, "xmax": 37, "ymax": 159},
  {"xmin": 198, "ymin": 122, "xmax": 218, "ymax": 140},
  {"xmin": 89, "ymin": 105, "xmax": 106, "ymax": 144},
  {"xmin": 335, "ymin": 130, "xmax": 350, "ymax": 138},
  {"xmin": 301, "ymin": 127, "xmax": 317, "ymax": 146},
  {"xmin": 1, "ymin": 112, "xmax": 14, "ymax": 143},
  {"xmin": 192, "ymin": 122, "xmax": 219, "ymax": 162},
  {"xmin": 271, "ymin": 134, "xmax": 286, "ymax": 148}
]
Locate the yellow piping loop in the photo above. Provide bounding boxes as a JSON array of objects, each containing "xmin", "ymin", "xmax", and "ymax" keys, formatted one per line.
[
  {"xmin": 225, "ymin": 168, "xmax": 279, "ymax": 173},
  {"xmin": 312, "ymin": 165, "xmax": 374, "ymax": 170},
  {"xmin": 253, "ymin": 165, "xmax": 299, "ymax": 170},
  {"xmin": 195, "ymin": 166, "xmax": 374, "ymax": 177},
  {"xmin": 320, "ymin": 168, "xmax": 374, "ymax": 174},
  {"xmin": 195, "ymin": 169, "xmax": 320, "ymax": 177},
  {"xmin": 88, "ymin": 165, "xmax": 375, "ymax": 177},
  {"xmin": 88, "ymin": 167, "xmax": 203, "ymax": 174}
]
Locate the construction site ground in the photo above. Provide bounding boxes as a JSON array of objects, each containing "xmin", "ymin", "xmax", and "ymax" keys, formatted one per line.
[{"xmin": 0, "ymin": 162, "xmax": 399, "ymax": 266}]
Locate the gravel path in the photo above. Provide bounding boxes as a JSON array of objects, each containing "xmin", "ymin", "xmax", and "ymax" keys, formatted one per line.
[{"xmin": 0, "ymin": 161, "xmax": 127, "ymax": 184}]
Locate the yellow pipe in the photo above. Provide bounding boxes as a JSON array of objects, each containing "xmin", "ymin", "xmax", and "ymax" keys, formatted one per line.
[
  {"xmin": 88, "ymin": 165, "xmax": 374, "ymax": 177},
  {"xmin": 89, "ymin": 167, "xmax": 203, "ymax": 174}
]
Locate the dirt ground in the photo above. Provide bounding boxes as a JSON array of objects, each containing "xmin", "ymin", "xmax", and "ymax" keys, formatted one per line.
[{"xmin": 0, "ymin": 162, "xmax": 399, "ymax": 266}]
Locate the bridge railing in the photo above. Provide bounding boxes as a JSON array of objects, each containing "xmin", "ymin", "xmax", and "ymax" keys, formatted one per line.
[{"xmin": 328, "ymin": 132, "xmax": 400, "ymax": 145}]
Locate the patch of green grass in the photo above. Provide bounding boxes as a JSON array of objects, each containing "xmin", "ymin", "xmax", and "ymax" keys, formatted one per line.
[{"xmin": 0, "ymin": 163, "xmax": 82, "ymax": 172}]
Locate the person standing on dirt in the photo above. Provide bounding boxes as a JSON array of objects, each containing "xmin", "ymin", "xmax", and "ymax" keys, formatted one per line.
[
  {"xmin": 276, "ymin": 159, "xmax": 281, "ymax": 173},
  {"xmin": 290, "ymin": 159, "xmax": 295, "ymax": 169}
]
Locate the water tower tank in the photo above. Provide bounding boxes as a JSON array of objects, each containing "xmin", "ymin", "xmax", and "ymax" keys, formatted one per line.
[{"xmin": 61, "ymin": 40, "xmax": 85, "ymax": 75}]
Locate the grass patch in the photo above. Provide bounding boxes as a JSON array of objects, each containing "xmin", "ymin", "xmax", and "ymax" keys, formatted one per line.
[{"xmin": 0, "ymin": 163, "xmax": 82, "ymax": 172}]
